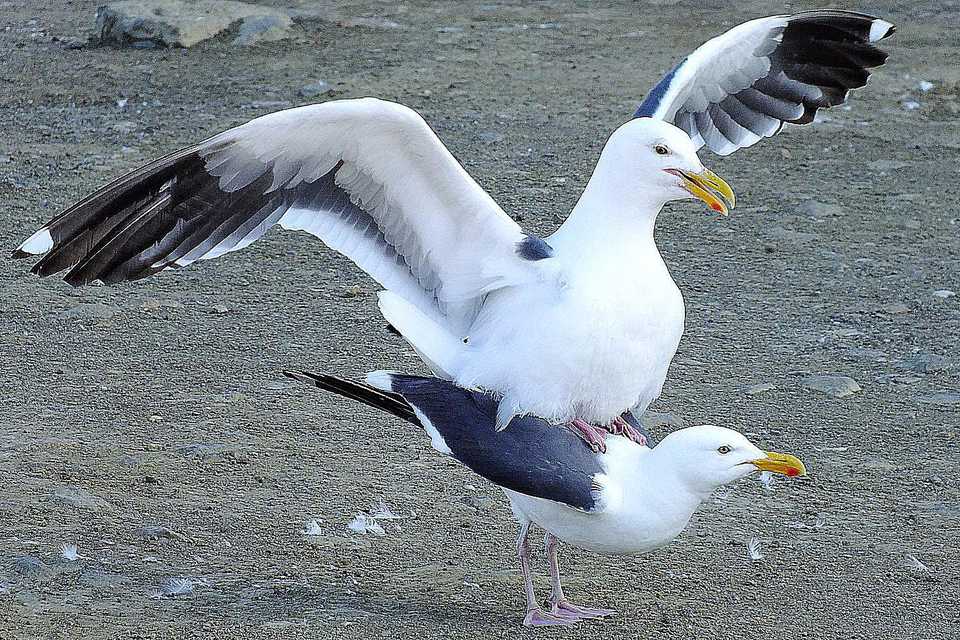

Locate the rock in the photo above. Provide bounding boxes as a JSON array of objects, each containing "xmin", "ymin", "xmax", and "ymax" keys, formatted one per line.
[
  {"xmin": 868, "ymin": 159, "xmax": 911, "ymax": 172},
  {"xmin": 478, "ymin": 131, "xmax": 504, "ymax": 144},
  {"xmin": 49, "ymin": 486, "xmax": 114, "ymax": 512},
  {"xmin": 880, "ymin": 302, "xmax": 911, "ymax": 315},
  {"xmin": 341, "ymin": 284, "xmax": 363, "ymax": 298},
  {"xmin": 641, "ymin": 411, "xmax": 685, "ymax": 429},
  {"xmin": 916, "ymin": 391, "xmax": 960, "ymax": 406},
  {"xmin": 11, "ymin": 555, "xmax": 51, "ymax": 578},
  {"xmin": 95, "ymin": 0, "xmax": 293, "ymax": 49},
  {"xmin": 244, "ymin": 100, "xmax": 292, "ymax": 110},
  {"xmin": 56, "ymin": 303, "xmax": 118, "ymax": 321},
  {"xmin": 210, "ymin": 304, "xmax": 229, "ymax": 314},
  {"xmin": 875, "ymin": 374, "xmax": 922, "ymax": 385},
  {"xmin": 137, "ymin": 524, "xmax": 180, "ymax": 540},
  {"xmin": 141, "ymin": 298, "xmax": 184, "ymax": 312},
  {"xmin": 801, "ymin": 375, "xmax": 861, "ymax": 398},
  {"xmin": 298, "ymin": 80, "xmax": 332, "ymax": 98},
  {"xmin": 743, "ymin": 382, "xmax": 776, "ymax": 396},
  {"xmin": 233, "ymin": 14, "xmax": 292, "ymax": 46},
  {"xmin": 797, "ymin": 200, "xmax": 845, "ymax": 218},
  {"xmin": 459, "ymin": 495, "xmax": 495, "ymax": 512},
  {"xmin": 899, "ymin": 353, "xmax": 951, "ymax": 374},
  {"xmin": 338, "ymin": 16, "xmax": 406, "ymax": 30},
  {"xmin": 933, "ymin": 289, "xmax": 956, "ymax": 299},
  {"xmin": 842, "ymin": 348, "xmax": 888, "ymax": 361}
]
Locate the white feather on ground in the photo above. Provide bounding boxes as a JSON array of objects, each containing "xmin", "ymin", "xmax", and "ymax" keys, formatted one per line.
[
  {"xmin": 786, "ymin": 514, "xmax": 826, "ymax": 530},
  {"xmin": 903, "ymin": 554, "xmax": 930, "ymax": 575},
  {"xmin": 59, "ymin": 543, "xmax": 83, "ymax": 561},
  {"xmin": 369, "ymin": 499, "xmax": 403, "ymax": 520},
  {"xmin": 302, "ymin": 519, "xmax": 323, "ymax": 536},
  {"xmin": 150, "ymin": 577, "xmax": 197, "ymax": 599},
  {"xmin": 758, "ymin": 471, "xmax": 775, "ymax": 491},
  {"xmin": 347, "ymin": 513, "xmax": 385, "ymax": 536},
  {"xmin": 747, "ymin": 537, "xmax": 764, "ymax": 561}
]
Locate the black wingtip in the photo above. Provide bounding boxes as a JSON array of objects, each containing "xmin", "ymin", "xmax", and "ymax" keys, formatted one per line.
[{"xmin": 283, "ymin": 370, "xmax": 319, "ymax": 385}]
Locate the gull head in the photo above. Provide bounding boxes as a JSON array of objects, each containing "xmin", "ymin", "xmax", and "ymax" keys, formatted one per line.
[
  {"xmin": 653, "ymin": 424, "xmax": 805, "ymax": 496},
  {"xmin": 603, "ymin": 118, "xmax": 735, "ymax": 215}
]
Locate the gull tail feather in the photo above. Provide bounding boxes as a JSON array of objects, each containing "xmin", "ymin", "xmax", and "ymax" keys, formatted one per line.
[{"xmin": 283, "ymin": 371, "xmax": 418, "ymax": 424}]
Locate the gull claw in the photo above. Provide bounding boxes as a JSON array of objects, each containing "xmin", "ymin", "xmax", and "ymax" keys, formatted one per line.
[
  {"xmin": 568, "ymin": 418, "xmax": 607, "ymax": 453},
  {"xmin": 523, "ymin": 608, "xmax": 577, "ymax": 627},
  {"xmin": 611, "ymin": 415, "xmax": 647, "ymax": 447},
  {"xmin": 550, "ymin": 599, "xmax": 616, "ymax": 620}
]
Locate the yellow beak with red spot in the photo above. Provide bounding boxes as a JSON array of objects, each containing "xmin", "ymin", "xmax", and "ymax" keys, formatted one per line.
[
  {"xmin": 749, "ymin": 451, "xmax": 807, "ymax": 477},
  {"xmin": 668, "ymin": 168, "xmax": 736, "ymax": 215}
]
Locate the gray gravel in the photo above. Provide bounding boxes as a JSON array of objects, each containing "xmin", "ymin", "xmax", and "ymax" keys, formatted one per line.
[{"xmin": 1, "ymin": 1, "xmax": 959, "ymax": 639}]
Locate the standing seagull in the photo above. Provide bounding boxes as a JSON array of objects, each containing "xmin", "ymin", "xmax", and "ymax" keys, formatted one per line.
[
  {"xmin": 286, "ymin": 370, "xmax": 807, "ymax": 626},
  {"xmin": 14, "ymin": 11, "xmax": 893, "ymax": 446}
]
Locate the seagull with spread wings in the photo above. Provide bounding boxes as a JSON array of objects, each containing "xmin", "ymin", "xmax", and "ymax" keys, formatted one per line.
[{"xmin": 14, "ymin": 10, "xmax": 894, "ymax": 450}]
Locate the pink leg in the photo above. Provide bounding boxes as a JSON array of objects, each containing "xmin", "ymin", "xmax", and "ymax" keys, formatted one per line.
[
  {"xmin": 517, "ymin": 523, "xmax": 576, "ymax": 627},
  {"xmin": 545, "ymin": 533, "xmax": 616, "ymax": 620},
  {"xmin": 569, "ymin": 418, "xmax": 607, "ymax": 453},
  {"xmin": 611, "ymin": 416, "xmax": 648, "ymax": 447}
]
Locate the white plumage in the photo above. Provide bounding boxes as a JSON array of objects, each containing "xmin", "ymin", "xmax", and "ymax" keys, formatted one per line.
[
  {"xmin": 14, "ymin": 11, "xmax": 893, "ymax": 437},
  {"xmin": 505, "ymin": 426, "xmax": 768, "ymax": 555}
]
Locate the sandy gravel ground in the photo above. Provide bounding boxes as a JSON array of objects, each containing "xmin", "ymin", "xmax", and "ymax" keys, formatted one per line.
[{"xmin": 1, "ymin": 1, "xmax": 958, "ymax": 638}]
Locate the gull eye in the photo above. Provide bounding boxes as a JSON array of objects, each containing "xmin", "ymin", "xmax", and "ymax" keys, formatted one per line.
[
  {"xmin": 717, "ymin": 446, "xmax": 732, "ymax": 455},
  {"xmin": 654, "ymin": 144, "xmax": 670, "ymax": 155}
]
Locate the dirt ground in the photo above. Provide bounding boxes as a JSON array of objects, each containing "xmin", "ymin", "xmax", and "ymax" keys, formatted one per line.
[{"xmin": 1, "ymin": 1, "xmax": 958, "ymax": 638}]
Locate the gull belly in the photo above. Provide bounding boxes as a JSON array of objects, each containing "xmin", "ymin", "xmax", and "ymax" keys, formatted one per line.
[
  {"xmin": 503, "ymin": 437, "xmax": 702, "ymax": 555},
  {"xmin": 455, "ymin": 250, "xmax": 685, "ymax": 425}
]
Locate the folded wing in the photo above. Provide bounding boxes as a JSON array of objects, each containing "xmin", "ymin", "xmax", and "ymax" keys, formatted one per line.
[
  {"xmin": 13, "ymin": 98, "xmax": 536, "ymax": 332},
  {"xmin": 287, "ymin": 370, "xmax": 607, "ymax": 512},
  {"xmin": 635, "ymin": 10, "xmax": 895, "ymax": 155}
]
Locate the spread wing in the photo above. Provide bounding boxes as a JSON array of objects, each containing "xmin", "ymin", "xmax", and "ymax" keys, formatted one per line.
[
  {"xmin": 635, "ymin": 10, "xmax": 895, "ymax": 155},
  {"xmin": 13, "ymin": 98, "xmax": 542, "ymax": 333}
]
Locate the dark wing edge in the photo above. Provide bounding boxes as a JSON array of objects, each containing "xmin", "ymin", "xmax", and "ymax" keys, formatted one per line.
[
  {"xmin": 288, "ymin": 370, "xmax": 604, "ymax": 512},
  {"xmin": 635, "ymin": 11, "xmax": 896, "ymax": 155},
  {"xmin": 10, "ymin": 142, "xmax": 419, "ymax": 292}
]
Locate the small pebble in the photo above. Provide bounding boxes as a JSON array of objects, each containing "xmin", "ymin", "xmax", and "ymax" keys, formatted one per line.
[
  {"xmin": 298, "ymin": 80, "xmax": 332, "ymax": 98},
  {"xmin": 802, "ymin": 374, "xmax": 861, "ymax": 398},
  {"xmin": 880, "ymin": 302, "xmax": 910, "ymax": 315},
  {"xmin": 743, "ymin": 382, "xmax": 776, "ymax": 396}
]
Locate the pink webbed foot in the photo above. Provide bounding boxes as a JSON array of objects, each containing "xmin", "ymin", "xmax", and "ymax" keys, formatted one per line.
[
  {"xmin": 523, "ymin": 608, "xmax": 577, "ymax": 627},
  {"xmin": 569, "ymin": 418, "xmax": 607, "ymax": 453},
  {"xmin": 611, "ymin": 416, "xmax": 647, "ymax": 447},
  {"xmin": 551, "ymin": 599, "xmax": 616, "ymax": 620}
]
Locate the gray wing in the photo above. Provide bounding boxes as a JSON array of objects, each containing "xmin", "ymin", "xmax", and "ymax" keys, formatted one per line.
[
  {"xmin": 13, "ymin": 98, "xmax": 541, "ymax": 333},
  {"xmin": 635, "ymin": 11, "xmax": 895, "ymax": 155}
]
